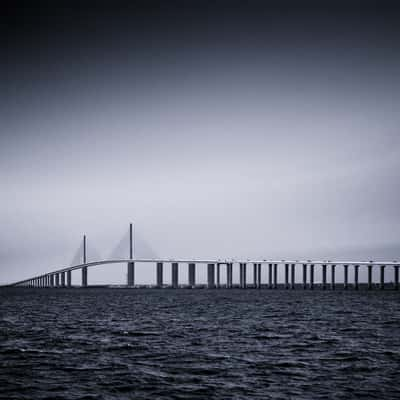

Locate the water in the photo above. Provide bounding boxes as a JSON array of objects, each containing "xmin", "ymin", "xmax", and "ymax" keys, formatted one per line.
[{"xmin": 0, "ymin": 288, "xmax": 399, "ymax": 399}]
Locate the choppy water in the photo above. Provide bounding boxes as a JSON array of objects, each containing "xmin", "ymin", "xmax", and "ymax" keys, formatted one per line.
[{"xmin": 0, "ymin": 288, "xmax": 399, "ymax": 399}]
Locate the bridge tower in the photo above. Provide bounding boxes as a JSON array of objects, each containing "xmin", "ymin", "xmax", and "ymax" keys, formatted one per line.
[
  {"xmin": 127, "ymin": 223, "xmax": 135, "ymax": 286},
  {"xmin": 81, "ymin": 235, "xmax": 87, "ymax": 287}
]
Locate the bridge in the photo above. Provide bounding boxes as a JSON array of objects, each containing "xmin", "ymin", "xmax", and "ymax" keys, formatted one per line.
[{"xmin": 8, "ymin": 224, "xmax": 400, "ymax": 290}]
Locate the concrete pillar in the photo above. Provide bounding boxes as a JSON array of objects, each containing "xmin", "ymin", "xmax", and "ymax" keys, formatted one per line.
[
  {"xmin": 188, "ymin": 263, "xmax": 195, "ymax": 287},
  {"xmin": 368, "ymin": 265, "xmax": 373, "ymax": 290},
  {"xmin": 157, "ymin": 262, "xmax": 163, "ymax": 287},
  {"xmin": 67, "ymin": 270, "xmax": 72, "ymax": 287},
  {"xmin": 268, "ymin": 264, "xmax": 273, "ymax": 289},
  {"xmin": 322, "ymin": 264, "xmax": 327, "ymax": 290},
  {"xmin": 344, "ymin": 265, "xmax": 348, "ymax": 289},
  {"xmin": 291, "ymin": 264, "xmax": 295, "ymax": 289},
  {"xmin": 331, "ymin": 265, "xmax": 336, "ymax": 290},
  {"xmin": 257, "ymin": 263, "xmax": 261, "ymax": 288},
  {"xmin": 50, "ymin": 274, "xmax": 54, "ymax": 287},
  {"xmin": 285, "ymin": 264, "xmax": 289, "ymax": 289},
  {"xmin": 172, "ymin": 263, "xmax": 179, "ymax": 288},
  {"xmin": 273, "ymin": 264, "xmax": 278, "ymax": 289},
  {"xmin": 380, "ymin": 265, "xmax": 385, "ymax": 290},
  {"xmin": 227, "ymin": 263, "xmax": 233, "ymax": 288},
  {"xmin": 253, "ymin": 263, "xmax": 257, "ymax": 287},
  {"xmin": 242, "ymin": 263, "xmax": 247, "ymax": 288},
  {"xmin": 310, "ymin": 264, "xmax": 314, "ymax": 289},
  {"xmin": 55, "ymin": 273, "xmax": 60, "ymax": 287},
  {"xmin": 394, "ymin": 266, "xmax": 399, "ymax": 290},
  {"xmin": 82, "ymin": 267, "xmax": 87, "ymax": 287},
  {"xmin": 127, "ymin": 262, "xmax": 135, "ymax": 286},
  {"xmin": 207, "ymin": 263, "xmax": 215, "ymax": 288},
  {"xmin": 61, "ymin": 272, "xmax": 65, "ymax": 287},
  {"xmin": 216, "ymin": 263, "xmax": 220, "ymax": 288},
  {"xmin": 302, "ymin": 264, "xmax": 307, "ymax": 289},
  {"xmin": 354, "ymin": 265, "xmax": 359, "ymax": 290}
]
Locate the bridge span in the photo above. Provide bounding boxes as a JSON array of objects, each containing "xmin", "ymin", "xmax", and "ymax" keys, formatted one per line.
[{"xmin": 7, "ymin": 224, "xmax": 400, "ymax": 290}]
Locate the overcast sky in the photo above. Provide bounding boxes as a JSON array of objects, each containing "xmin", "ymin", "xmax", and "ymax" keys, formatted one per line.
[{"xmin": 1, "ymin": 1, "xmax": 400, "ymax": 284}]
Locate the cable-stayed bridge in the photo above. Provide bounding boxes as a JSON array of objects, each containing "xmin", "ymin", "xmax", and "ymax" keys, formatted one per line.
[{"xmin": 7, "ymin": 223, "xmax": 400, "ymax": 290}]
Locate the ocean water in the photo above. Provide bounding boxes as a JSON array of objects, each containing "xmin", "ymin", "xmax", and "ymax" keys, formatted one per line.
[{"xmin": 0, "ymin": 288, "xmax": 399, "ymax": 399}]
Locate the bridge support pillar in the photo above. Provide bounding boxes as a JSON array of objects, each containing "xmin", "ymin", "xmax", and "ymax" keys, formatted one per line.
[
  {"xmin": 67, "ymin": 270, "xmax": 72, "ymax": 287},
  {"xmin": 55, "ymin": 273, "xmax": 60, "ymax": 287},
  {"xmin": 216, "ymin": 263, "xmax": 220, "ymax": 288},
  {"xmin": 310, "ymin": 264, "xmax": 314, "ymax": 289},
  {"xmin": 344, "ymin": 265, "xmax": 348, "ymax": 289},
  {"xmin": 188, "ymin": 263, "xmax": 195, "ymax": 287},
  {"xmin": 354, "ymin": 265, "xmax": 359, "ymax": 290},
  {"xmin": 322, "ymin": 265, "xmax": 327, "ymax": 290},
  {"xmin": 380, "ymin": 265, "xmax": 385, "ymax": 290},
  {"xmin": 253, "ymin": 263, "xmax": 257, "ymax": 287},
  {"xmin": 331, "ymin": 265, "xmax": 336, "ymax": 290},
  {"xmin": 127, "ymin": 262, "xmax": 135, "ymax": 286},
  {"xmin": 285, "ymin": 264, "xmax": 289, "ymax": 289},
  {"xmin": 61, "ymin": 272, "xmax": 65, "ymax": 287},
  {"xmin": 227, "ymin": 263, "xmax": 233, "ymax": 288},
  {"xmin": 172, "ymin": 263, "xmax": 178, "ymax": 288},
  {"xmin": 302, "ymin": 264, "xmax": 307, "ymax": 289},
  {"xmin": 50, "ymin": 274, "xmax": 54, "ymax": 288},
  {"xmin": 268, "ymin": 264, "xmax": 273, "ymax": 289},
  {"xmin": 157, "ymin": 262, "xmax": 163, "ymax": 287},
  {"xmin": 273, "ymin": 264, "xmax": 278, "ymax": 289},
  {"xmin": 368, "ymin": 265, "xmax": 373, "ymax": 289},
  {"xmin": 291, "ymin": 264, "xmax": 295, "ymax": 289},
  {"xmin": 82, "ymin": 267, "xmax": 87, "ymax": 287},
  {"xmin": 395, "ymin": 266, "xmax": 399, "ymax": 290},
  {"xmin": 257, "ymin": 263, "xmax": 261, "ymax": 288},
  {"xmin": 208, "ymin": 264, "xmax": 215, "ymax": 288}
]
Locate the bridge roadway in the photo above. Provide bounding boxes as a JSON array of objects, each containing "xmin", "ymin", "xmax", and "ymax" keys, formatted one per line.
[{"xmin": 10, "ymin": 258, "xmax": 400, "ymax": 290}]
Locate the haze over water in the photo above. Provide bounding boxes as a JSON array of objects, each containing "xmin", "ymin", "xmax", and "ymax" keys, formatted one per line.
[{"xmin": 1, "ymin": 1, "xmax": 400, "ymax": 284}]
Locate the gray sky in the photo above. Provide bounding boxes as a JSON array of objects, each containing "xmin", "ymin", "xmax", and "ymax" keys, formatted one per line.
[{"xmin": 1, "ymin": 2, "xmax": 400, "ymax": 284}]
